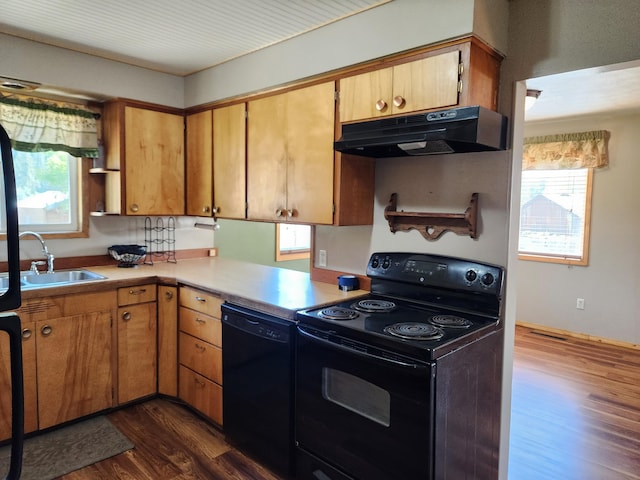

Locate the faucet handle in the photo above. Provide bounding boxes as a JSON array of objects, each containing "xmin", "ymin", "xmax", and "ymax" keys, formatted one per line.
[{"xmin": 30, "ymin": 261, "xmax": 46, "ymax": 274}]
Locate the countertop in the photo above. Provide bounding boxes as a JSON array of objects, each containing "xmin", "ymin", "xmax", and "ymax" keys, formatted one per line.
[{"xmin": 17, "ymin": 257, "xmax": 368, "ymax": 319}]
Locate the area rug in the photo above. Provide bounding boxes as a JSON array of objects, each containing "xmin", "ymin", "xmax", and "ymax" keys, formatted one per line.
[{"xmin": 0, "ymin": 415, "xmax": 134, "ymax": 480}]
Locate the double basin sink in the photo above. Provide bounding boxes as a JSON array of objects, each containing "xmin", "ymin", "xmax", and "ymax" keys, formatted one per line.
[{"xmin": 0, "ymin": 269, "xmax": 106, "ymax": 291}]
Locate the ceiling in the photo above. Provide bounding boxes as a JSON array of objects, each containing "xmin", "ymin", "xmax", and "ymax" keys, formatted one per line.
[
  {"xmin": 1, "ymin": 0, "xmax": 639, "ymax": 121},
  {"xmin": 0, "ymin": 0, "xmax": 391, "ymax": 76}
]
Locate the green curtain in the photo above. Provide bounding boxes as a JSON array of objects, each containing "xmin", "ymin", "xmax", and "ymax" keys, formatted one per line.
[{"xmin": 0, "ymin": 95, "xmax": 99, "ymax": 158}]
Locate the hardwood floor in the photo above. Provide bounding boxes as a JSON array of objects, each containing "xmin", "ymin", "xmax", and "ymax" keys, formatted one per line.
[
  {"xmin": 57, "ymin": 324, "xmax": 640, "ymax": 479},
  {"xmin": 61, "ymin": 399, "xmax": 281, "ymax": 480},
  {"xmin": 509, "ymin": 325, "xmax": 640, "ymax": 480}
]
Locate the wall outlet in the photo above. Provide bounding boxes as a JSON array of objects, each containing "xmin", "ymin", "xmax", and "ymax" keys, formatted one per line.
[
  {"xmin": 576, "ymin": 298, "xmax": 585, "ymax": 310},
  {"xmin": 208, "ymin": 248, "xmax": 218, "ymax": 257},
  {"xmin": 318, "ymin": 249, "xmax": 327, "ymax": 267}
]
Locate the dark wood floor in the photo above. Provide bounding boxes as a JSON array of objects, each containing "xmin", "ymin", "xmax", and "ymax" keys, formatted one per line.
[{"xmin": 58, "ymin": 324, "xmax": 640, "ymax": 479}]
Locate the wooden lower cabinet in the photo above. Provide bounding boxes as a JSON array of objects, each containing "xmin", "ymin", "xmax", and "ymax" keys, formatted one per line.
[
  {"xmin": 0, "ymin": 290, "xmax": 117, "ymax": 438},
  {"xmin": 37, "ymin": 311, "xmax": 113, "ymax": 429},
  {"xmin": 0, "ymin": 321, "xmax": 37, "ymax": 441},
  {"xmin": 179, "ymin": 365, "xmax": 223, "ymax": 424},
  {"xmin": 178, "ymin": 286, "xmax": 224, "ymax": 425},
  {"xmin": 117, "ymin": 284, "xmax": 157, "ymax": 404}
]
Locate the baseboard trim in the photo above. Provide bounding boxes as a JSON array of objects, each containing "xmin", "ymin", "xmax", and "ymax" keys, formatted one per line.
[{"xmin": 516, "ymin": 321, "xmax": 640, "ymax": 351}]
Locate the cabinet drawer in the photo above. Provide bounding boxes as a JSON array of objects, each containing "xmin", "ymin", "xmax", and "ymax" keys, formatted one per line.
[
  {"xmin": 118, "ymin": 284, "xmax": 157, "ymax": 306},
  {"xmin": 179, "ymin": 306, "xmax": 222, "ymax": 347},
  {"xmin": 179, "ymin": 286, "xmax": 223, "ymax": 318},
  {"xmin": 179, "ymin": 365, "xmax": 223, "ymax": 425},
  {"xmin": 179, "ymin": 332, "xmax": 222, "ymax": 384}
]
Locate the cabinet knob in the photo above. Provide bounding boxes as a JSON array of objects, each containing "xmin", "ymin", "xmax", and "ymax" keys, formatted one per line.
[
  {"xmin": 286, "ymin": 209, "xmax": 295, "ymax": 218},
  {"xmin": 393, "ymin": 96, "xmax": 406, "ymax": 108},
  {"xmin": 40, "ymin": 325, "xmax": 52, "ymax": 337},
  {"xmin": 122, "ymin": 311, "xmax": 132, "ymax": 321},
  {"xmin": 375, "ymin": 99, "xmax": 387, "ymax": 111},
  {"xmin": 275, "ymin": 208, "xmax": 284, "ymax": 218},
  {"xmin": 165, "ymin": 290, "xmax": 174, "ymax": 300},
  {"xmin": 130, "ymin": 204, "xmax": 139, "ymax": 213},
  {"xmin": 212, "ymin": 207, "xmax": 220, "ymax": 214},
  {"xmin": 202, "ymin": 206, "xmax": 211, "ymax": 213},
  {"xmin": 22, "ymin": 328, "xmax": 32, "ymax": 340}
]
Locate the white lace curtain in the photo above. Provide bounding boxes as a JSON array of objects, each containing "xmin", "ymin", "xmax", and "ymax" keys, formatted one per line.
[
  {"xmin": 0, "ymin": 95, "xmax": 99, "ymax": 158},
  {"xmin": 522, "ymin": 130, "xmax": 610, "ymax": 170}
]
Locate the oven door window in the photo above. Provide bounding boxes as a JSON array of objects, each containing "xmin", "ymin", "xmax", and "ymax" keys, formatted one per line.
[
  {"xmin": 322, "ymin": 367, "xmax": 390, "ymax": 427},
  {"xmin": 296, "ymin": 326, "xmax": 435, "ymax": 480}
]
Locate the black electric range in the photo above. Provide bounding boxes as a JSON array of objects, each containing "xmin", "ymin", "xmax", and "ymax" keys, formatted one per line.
[{"xmin": 297, "ymin": 251, "xmax": 505, "ymax": 361}]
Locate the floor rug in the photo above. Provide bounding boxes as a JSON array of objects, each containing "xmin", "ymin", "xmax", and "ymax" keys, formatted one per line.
[{"xmin": 0, "ymin": 415, "xmax": 134, "ymax": 480}]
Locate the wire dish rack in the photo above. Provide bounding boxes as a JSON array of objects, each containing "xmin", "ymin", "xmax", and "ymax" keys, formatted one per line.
[{"xmin": 144, "ymin": 216, "xmax": 176, "ymax": 265}]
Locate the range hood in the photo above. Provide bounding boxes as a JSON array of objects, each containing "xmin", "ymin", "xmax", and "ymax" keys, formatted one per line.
[{"xmin": 334, "ymin": 105, "xmax": 507, "ymax": 157}]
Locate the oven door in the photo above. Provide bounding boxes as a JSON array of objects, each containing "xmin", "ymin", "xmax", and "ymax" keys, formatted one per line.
[{"xmin": 295, "ymin": 324, "xmax": 435, "ymax": 480}]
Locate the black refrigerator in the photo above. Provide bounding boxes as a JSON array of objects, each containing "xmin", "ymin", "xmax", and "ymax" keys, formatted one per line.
[{"xmin": 0, "ymin": 122, "xmax": 24, "ymax": 480}]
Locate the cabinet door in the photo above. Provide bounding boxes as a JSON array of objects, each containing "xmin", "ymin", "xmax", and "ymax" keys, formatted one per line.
[
  {"xmin": 0, "ymin": 322, "xmax": 38, "ymax": 441},
  {"xmin": 36, "ymin": 312, "xmax": 113, "ymax": 429},
  {"xmin": 339, "ymin": 67, "xmax": 393, "ymax": 122},
  {"xmin": 213, "ymin": 103, "xmax": 246, "ymax": 219},
  {"xmin": 247, "ymin": 93, "xmax": 288, "ymax": 221},
  {"xmin": 286, "ymin": 81, "xmax": 335, "ymax": 224},
  {"xmin": 158, "ymin": 286, "xmax": 178, "ymax": 397},
  {"xmin": 117, "ymin": 302, "xmax": 157, "ymax": 404},
  {"xmin": 186, "ymin": 110, "xmax": 213, "ymax": 216},
  {"xmin": 124, "ymin": 106, "xmax": 185, "ymax": 215},
  {"xmin": 391, "ymin": 51, "xmax": 460, "ymax": 115}
]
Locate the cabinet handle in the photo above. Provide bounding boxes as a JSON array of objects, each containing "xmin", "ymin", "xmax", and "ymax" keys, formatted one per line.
[
  {"xmin": 130, "ymin": 204, "xmax": 139, "ymax": 213},
  {"xmin": 122, "ymin": 311, "xmax": 132, "ymax": 321},
  {"xmin": 22, "ymin": 328, "xmax": 32, "ymax": 340},
  {"xmin": 195, "ymin": 296, "xmax": 206, "ymax": 303},
  {"xmin": 129, "ymin": 288, "xmax": 147, "ymax": 295},
  {"xmin": 195, "ymin": 317, "xmax": 206, "ymax": 324},
  {"xmin": 40, "ymin": 325, "xmax": 52, "ymax": 337},
  {"xmin": 194, "ymin": 378, "xmax": 205, "ymax": 388},
  {"xmin": 165, "ymin": 290, "xmax": 174, "ymax": 300},
  {"xmin": 393, "ymin": 95, "xmax": 406, "ymax": 108},
  {"xmin": 202, "ymin": 206, "xmax": 211, "ymax": 213},
  {"xmin": 195, "ymin": 343, "xmax": 206, "ymax": 352},
  {"xmin": 375, "ymin": 99, "xmax": 387, "ymax": 111}
]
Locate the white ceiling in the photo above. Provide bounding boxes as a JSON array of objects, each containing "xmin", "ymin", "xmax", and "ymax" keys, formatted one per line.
[
  {"xmin": 0, "ymin": 0, "xmax": 391, "ymax": 76},
  {"xmin": 1, "ymin": 0, "xmax": 639, "ymax": 121}
]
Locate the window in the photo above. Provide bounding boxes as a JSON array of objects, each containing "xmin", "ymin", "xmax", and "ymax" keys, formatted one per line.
[
  {"xmin": 276, "ymin": 224, "xmax": 311, "ymax": 261},
  {"xmin": 518, "ymin": 168, "xmax": 593, "ymax": 265},
  {"xmin": 9, "ymin": 149, "xmax": 80, "ymax": 233}
]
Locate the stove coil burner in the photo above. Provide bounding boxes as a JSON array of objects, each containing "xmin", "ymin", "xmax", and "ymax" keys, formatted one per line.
[
  {"xmin": 429, "ymin": 314, "xmax": 473, "ymax": 328},
  {"xmin": 318, "ymin": 307, "xmax": 359, "ymax": 320},
  {"xmin": 383, "ymin": 322, "xmax": 444, "ymax": 341},
  {"xmin": 353, "ymin": 299, "xmax": 397, "ymax": 313}
]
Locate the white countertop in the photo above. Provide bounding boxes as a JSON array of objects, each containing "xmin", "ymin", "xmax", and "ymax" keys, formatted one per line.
[{"xmin": 20, "ymin": 257, "xmax": 368, "ymax": 319}]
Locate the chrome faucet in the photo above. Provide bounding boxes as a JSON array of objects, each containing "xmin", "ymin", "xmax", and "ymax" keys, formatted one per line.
[{"xmin": 18, "ymin": 231, "xmax": 55, "ymax": 274}]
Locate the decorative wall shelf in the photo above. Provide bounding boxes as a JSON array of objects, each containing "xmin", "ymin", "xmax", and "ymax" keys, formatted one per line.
[{"xmin": 384, "ymin": 192, "xmax": 479, "ymax": 241}]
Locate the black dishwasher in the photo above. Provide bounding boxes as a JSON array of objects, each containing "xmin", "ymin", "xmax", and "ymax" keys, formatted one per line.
[{"xmin": 221, "ymin": 303, "xmax": 295, "ymax": 478}]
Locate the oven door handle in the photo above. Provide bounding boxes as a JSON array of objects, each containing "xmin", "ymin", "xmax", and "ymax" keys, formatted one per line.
[{"xmin": 297, "ymin": 325, "xmax": 431, "ymax": 372}]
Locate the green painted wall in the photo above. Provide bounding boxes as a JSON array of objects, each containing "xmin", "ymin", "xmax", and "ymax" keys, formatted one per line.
[{"xmin": 214, "ymin": 219, "xmax": 310, "ymax": 273}]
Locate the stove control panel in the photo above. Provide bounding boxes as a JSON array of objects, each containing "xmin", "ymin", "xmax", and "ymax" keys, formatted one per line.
[{"xmin": 367, "ymin": 252, "xmax": 503, "ymax": 295}]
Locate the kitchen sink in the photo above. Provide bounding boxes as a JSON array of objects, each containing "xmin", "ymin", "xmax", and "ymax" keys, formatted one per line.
[{"xmin": 0, "ymin": 269, "xmax": 107, "ymax": 291}]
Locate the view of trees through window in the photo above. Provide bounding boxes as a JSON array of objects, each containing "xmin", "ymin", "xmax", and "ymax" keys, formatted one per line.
[{"xmin": 8, "ymin": 149, "xmax": 78, "ymax": 232}]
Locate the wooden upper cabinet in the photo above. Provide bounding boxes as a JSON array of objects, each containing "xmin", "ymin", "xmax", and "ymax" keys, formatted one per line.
[
  {"xmin": 213, "ymin": 103, "xmax": 247, "ymax": 219},
  {"xmin": 339, "ymin": 40, "xmax": 501, "ymax": 123},
  {"xmin": 186, "ymin": 110, "xmax": 213, "ymax": 216},
  {"xmin": 247, "ymin": 81, "xmax": 335, "ymax": 224},
  {"xmin": 103, "ymin": 100, "xmax": 185, "ymax": 216}
]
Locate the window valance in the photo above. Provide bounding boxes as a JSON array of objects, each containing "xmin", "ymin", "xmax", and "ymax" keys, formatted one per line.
[
  {"xmin": 522, "ymin": 130, "xmax": 610, "ymax": 170},
  {"xmin": 0, "ymin": 95, "xmax": 99, "ymax": 158}
]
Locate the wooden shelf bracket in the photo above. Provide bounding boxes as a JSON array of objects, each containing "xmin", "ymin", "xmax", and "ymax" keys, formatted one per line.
[{"xmin": 384, "ymin": 192, "xmax": 479, "ymax": 241}]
